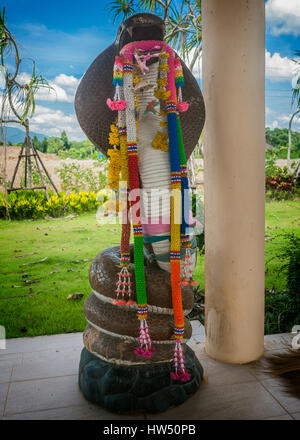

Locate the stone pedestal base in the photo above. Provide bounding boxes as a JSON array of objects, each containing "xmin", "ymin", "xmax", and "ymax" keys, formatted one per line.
[{"xmin": 78, "ymin": 347, "xmax": 203, "ymax": 414}]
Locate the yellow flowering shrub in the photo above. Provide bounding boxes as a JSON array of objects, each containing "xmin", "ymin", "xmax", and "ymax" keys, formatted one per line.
[{"xmin": 0, "ymin": 189, "xmax": 110, "ymax": 220}]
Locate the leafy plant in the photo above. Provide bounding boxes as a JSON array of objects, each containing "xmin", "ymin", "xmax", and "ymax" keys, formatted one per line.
[
  {"xmin": 18, "ymin": 161, "xmax": 52, "ymax": 189},
  {"xmin": 55, "ymin": 162, "xmax": 106, "ymax": 193},
  {"xmin": 0, "ymin": 7, "xmax": 51, "ymax": 124},
  {"xmin": 265, "ymin": 232, "xmax": 300, "ymax": 334},
  {"xmin": 266, "ymin": 128, "xmax": 300, "ymax": 156},
  {"xmin": 265, "ymin": 156, "xmax": 297, "ymax": 200},
  {"xmin": 191, "ymin": 188, "xmax": 204, "ymax": 253}
]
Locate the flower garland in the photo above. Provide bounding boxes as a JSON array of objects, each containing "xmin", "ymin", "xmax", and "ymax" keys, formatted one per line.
[
  {"xmin": 107, "ymin": 121, "xmax": 121, "ymax": 190},
  {"xmin": 116, "ymin": 77, "xmax": 132, "ymax": 305},
  {"xmin": 152, "ymin": 50, "xmax": 170, "ymax": 152},
  {"xmin": 174, "ymin": 57, "xmax": 189, "ymax": 113},
  {"xmin": 154, "ymin": 51, "xmax": 170, "ymax": 101},
  {"xmin": 152, "ymin": 131, "xmax": 169, "ymax": 151},
  {"xmin": 107, "ymin": 149, "xmax": 120, "ymax": 191},
  {"xmin": 123, "ymin": 58, "xmax": 154, "ymax": 358},
  {"xmin": 106, "ymin": 41, "xmax": 194, "ymax": 380},
  {"xmin": 108, "ymin": 123, "xmax": 120, "ymax": 147}
]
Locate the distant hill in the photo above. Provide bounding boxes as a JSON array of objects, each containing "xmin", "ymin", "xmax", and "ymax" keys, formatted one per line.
[{"xmin": 3, "ymin": 127, "xmax": 48, "ymax": 144}]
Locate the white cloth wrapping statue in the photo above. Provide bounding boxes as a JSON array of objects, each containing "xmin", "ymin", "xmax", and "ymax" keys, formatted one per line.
[{"xmin": 135, "ymin": 62, "xmax": 197, "ymax": 274}]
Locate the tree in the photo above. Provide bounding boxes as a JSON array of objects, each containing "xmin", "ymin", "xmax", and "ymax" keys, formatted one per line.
[
  {"xmin": 46, "ymin": 137, "xmax": 65, "ymax": 154},
  {"xmin": 32, "ymin": 135, "xmax": 40, "ymax": 149},
  {"xmin": 0, "ymin": 8, "xmax": 50, "ymax": 128},
  {"xmin": 61, "ymin": 130, "xmax": 71, "ymax": 150},
  {"xmin": 0, "ymin": 6, "xmax": 58, "ymax": 197}
]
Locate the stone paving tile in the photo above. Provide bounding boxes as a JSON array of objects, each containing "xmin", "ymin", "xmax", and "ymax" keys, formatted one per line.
[
  {"xmin": 22, "ymin": 346, "xmax": 82, "ymax": 363},
  {"xmin": 5, "ymin": 375, "xmax": 86, "ymax": 415},
  {"xmin": 11, "ymin": 353, "xmax": 80, "ymax": 382},
  {"xmin": 0, "ymin": 353, "xmax": 22, "ymax": 368},
  {"xmin": 263, "ymin": 334, "xmax": 293, "ymax": 352},
  {"xmin": 188, "ymin": 343, "xmax": 207, "ymax": 360},
  {"xmin": 3, "ymin": 404, "xmax": 145, "ymax": 420},
  {"xmin": 245, "ymin": 357, "xmax": 275, "ymax": 382},
  {"xmin": 190, "ymin": 321, "xmax": 205, "ymax": 338},
  {"xmin": 2, "ymin": 338, "xmax": 26, "ymax": 354},
  {"xmin": 23, "ymin": 332, "xmax": 83, "ymax": 353},
  {"xmin": 263, "ymin": 414, "xmax": 294, "ymax": 420},
  {"xmin": 261, "ymin": 378, "xmax": 300, "ymax": 414},
  {"xmin": 192, "ymin": 355, "xmax": 257, "ymax": 387},
  {"xmin": 0, "ymin": 383, "xmax": 9, "ymax": 417},
  {"xmin": 0, "ymin": 365, "xmax": 12, "ymax": 384},
  {"xmin": 292, "ymin": 412, "xmax": 300, "ymax": 420},
  {"xmin": 145, "ymin": 381, "xmax": 289, "ymax": 420},
  {"xmin": 187, "ymin": 337, "xmax": 203, "ymax": 346},
  {"xmin": 191, "ymin": 343, "xmax": 266, "ymax": 387}
]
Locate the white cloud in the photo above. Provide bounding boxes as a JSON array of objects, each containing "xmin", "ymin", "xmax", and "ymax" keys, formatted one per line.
[
  {"xmin": 267, "ymin": 120, "xmax": 279, "ymax": 129},
  {"xmin": 35, "ymin": 84, "xmax": 73, "ymax": 103},
  {"xmin": 267, "ymin": 114, "xmax": 300, "ymax": 130},
  {"xmin": 30, "ymin": 105, "xmax": 85, "ymax": 141},
  {"xmin": 53, "ymin": 74, "xmax": 80, "ymax": 90},
  {"xmin": 266, "ymin": 0, "xmax": 300, "ymax": 36},
  {"xmin": 278, "ymin": 115, "xmax": 291, "ymax": 123},
  {"xmin": 16, "ymin": 72, "xmax": 79, "ymax": 103},
  {"xmin": 5, "ymin": 71, "xmax": 84, "ymax": 140},
  {"xmin": 278, "ymin": 114, "xmax": 300, "ymax": 124},
  {"xmin": 265, "ymin": 50, "xmax": 299, "ymax": 82}
]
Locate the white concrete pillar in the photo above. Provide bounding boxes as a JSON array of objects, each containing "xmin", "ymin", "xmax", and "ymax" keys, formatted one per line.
[{"xmin": 202, "ymin": 0, "xmax": 265, "ymax": 363}]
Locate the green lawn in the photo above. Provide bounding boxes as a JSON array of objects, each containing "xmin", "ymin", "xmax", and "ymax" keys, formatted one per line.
[
  {"xmin": 265, "ymin": 200, "xmax": 300, "ymax": 291},
  {"xmin": 0, "ymin": 200, "xmax": 299, "ymax": 338},
  {"xmin": 0, "ymin": 214, "xmax": 123, "ymax": 338}
]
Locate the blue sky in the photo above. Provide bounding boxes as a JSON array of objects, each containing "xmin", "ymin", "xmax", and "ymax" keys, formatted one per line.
[{"xmin": 3, "ymin": 0, "xmax": 300, "ymax": 140}]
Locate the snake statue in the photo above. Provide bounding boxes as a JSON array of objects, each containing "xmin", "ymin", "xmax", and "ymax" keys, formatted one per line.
[{"xmin": 75, "ymin": 14, "xmax": 205, "ymax": 410}]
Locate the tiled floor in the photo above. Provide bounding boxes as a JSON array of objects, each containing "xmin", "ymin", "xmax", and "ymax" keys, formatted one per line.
[{"xmin": 0, "ymin": 322, "xmax": 299, "ymax": 420}]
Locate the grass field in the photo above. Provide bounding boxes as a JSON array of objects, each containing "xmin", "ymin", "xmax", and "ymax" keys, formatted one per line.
[{"xmin": 0, "ymin": 200, "xmax": 299, "ymax": 338}]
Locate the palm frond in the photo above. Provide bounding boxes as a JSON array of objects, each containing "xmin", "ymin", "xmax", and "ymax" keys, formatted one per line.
[
  {"xmin": 292, "ymin": 75, "xmax": 300, "ymax": 109},
  {"xmin": 291, "ymin": 50, "xmax": 300, "ymax": 109},
  {"xmin": 108, "ymin": 0, "xmax": 136, "ymax": 23},
  {"xmin": 137, "ymin": 0, "xmax": 157, "ymax": 12}
]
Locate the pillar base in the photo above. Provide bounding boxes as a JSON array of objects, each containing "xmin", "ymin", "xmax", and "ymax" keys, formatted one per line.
[
  {"xmin": 205, "ymin": 343, "xmax": 265, "ymax": 365},
  {"xmin": 78, "ymin": 347, "xmax": 203, "ymax": 414}
]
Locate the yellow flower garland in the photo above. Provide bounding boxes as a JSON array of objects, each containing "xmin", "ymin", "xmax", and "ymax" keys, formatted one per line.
[
  {"xmin": 107, "ymin": 148, "xmax": 121, "ymax": 189},
  {"xmin": 108, "ymin": 123, "xmax": 120, "ymax": 146},
  {"xmin": 158, "ymin": 51, "xmax": 170, "ymax": 60},
  {"xmin": 154, "ymin": 88, "xmax": 170, "ymax": 101},
  {"xmin": 133, "ymin": 74, "xmax": 141, "ymax": 86},
  {"xmin": 120, "ymin": 135, "xmax": 129, "ymax": 185},
  {"xmin": 157, "ymin": 77, "xmax": 167, "ymax": 87},
  {"xmin": 152, "ymin": 49, "xmax": 170, "ymax": 152}
]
